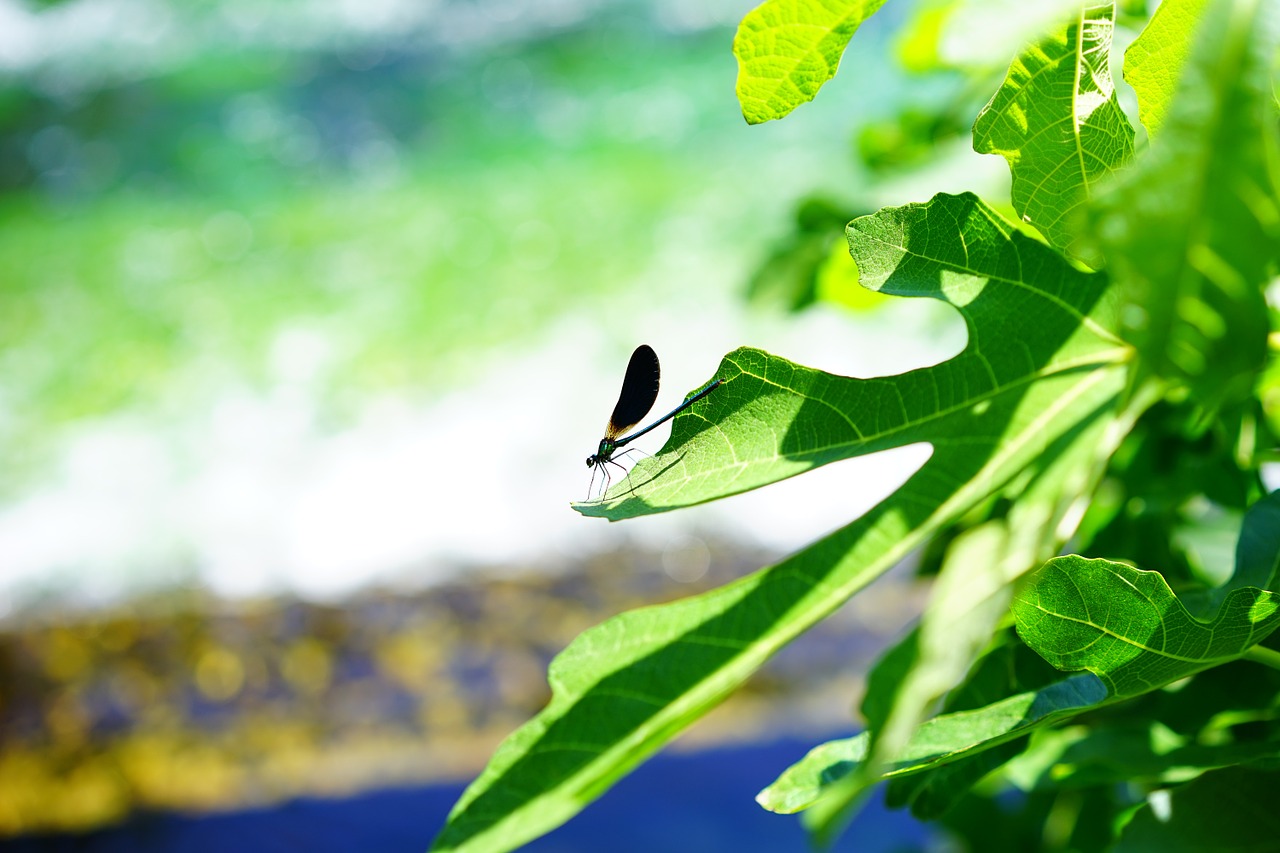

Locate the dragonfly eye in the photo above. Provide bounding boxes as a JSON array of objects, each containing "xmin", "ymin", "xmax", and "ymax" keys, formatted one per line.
[{"xmin": 585, "ymin": 455, "xmax": 596, "ymax": 467}]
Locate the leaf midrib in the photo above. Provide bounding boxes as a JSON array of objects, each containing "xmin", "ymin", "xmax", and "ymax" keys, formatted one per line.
[{"xmin": 623, "ymin": 349, "xmax": 1126, "ymax": 508}]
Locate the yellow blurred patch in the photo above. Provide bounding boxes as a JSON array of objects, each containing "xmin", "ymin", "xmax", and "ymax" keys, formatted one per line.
[
  {"xmin": 896, "ymin": 2, "xmax": 949, "ymax": 73},
  {"xmin": 281, "ymin": 638, "xmax": 332, "ymax": 696},
  {"xmin": 195, "ymin": 647, "xmax": 245, "ymax": 702}
]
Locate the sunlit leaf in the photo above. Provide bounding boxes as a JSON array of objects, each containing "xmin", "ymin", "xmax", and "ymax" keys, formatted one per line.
[
  {"xmin": 733, "ymin": 0, "xmax": 889, "ymax": 124},
  {"xmin": 973, "ymin": 2, "xmax": 1135, "ymax": 256},
  {"xmin": 1123, "ymin": 0, "xmax": 1211, "ymax": 138},
  {"xmin": 577, "ymin": 192, "xmax": 1130, "ymax": 520}
]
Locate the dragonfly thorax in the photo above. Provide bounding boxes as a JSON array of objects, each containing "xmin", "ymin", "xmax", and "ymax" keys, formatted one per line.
[{"xmin": 587, "ymin": 438, "xmax": 617, "ymax": 468}]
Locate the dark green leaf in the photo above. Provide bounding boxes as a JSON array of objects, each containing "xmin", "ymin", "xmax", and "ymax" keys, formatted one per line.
[
  {"xmin": 884, "ymin": 737, "xmax": 1028, "ymax": 819},
  {"xmin": 1014, "ymin": 720, "xmax": 1280, "ymax": 789},
  {"xmin": 1012, "ymin": 554, "xmax": 1280, "ymax": 698},
  {"xmin": 859, "ymin": 624, "xmax": 921, "ymax": 734},
  {"xmin": 1226, "ymin": 486, "xmax": 1280, "ymax": 596},
  {"xmin": 1115, "ymin": 767, "xmax": 1280, "ymax": 852},
  {"xmin": 875, "ymin": 631, "xmax": 1058, "ymax": 818}
]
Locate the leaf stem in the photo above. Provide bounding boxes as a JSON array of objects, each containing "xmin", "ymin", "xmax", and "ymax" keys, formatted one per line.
[{"xmin": 1242, "ymin": 645, "xmax": 1280, "ymax": 671}]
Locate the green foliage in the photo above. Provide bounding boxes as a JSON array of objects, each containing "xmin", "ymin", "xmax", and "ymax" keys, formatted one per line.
[
  {"xmin": 442, "ymin": 189, "xmax": 1131, "ymax": 848},
  {"xmin": 1088, "ymin": 0, "xmax": 1279, "ymax": 409},
  {"xmin": 758, "ymin": 488, "xmax": 1280, "ymax": 823},
  {"xmin": 435, "ymin": 0, "xmax": 1280, "ymax": 849},
  {"xmin": 745, "ymin": 196, "xmax": 863, "ymax": 311}
]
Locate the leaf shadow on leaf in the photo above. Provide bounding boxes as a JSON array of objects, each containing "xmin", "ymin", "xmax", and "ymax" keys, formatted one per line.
[
  {"xmin": 582, "ymin": 195, "xmax": 1123, "ymax": 522},
  {"xmin": 603, "ymin": 451, "xmax": 694, "ymax": 500}
]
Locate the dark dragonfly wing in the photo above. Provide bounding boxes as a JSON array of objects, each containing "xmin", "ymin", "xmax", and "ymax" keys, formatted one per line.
[{"xmin": 605, "ymin": 344, "xmax": 660, "ymax": 439}]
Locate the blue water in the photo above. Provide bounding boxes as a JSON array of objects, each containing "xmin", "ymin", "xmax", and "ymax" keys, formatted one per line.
[{"xmin": 4, "ymin": 738, "xmax": 936, "ymax": 852}]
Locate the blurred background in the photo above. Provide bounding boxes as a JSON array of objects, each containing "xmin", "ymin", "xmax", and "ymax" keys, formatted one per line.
[{"xmin": 0, "ymin": 0, "xmax": 1011, "ymax": 848}]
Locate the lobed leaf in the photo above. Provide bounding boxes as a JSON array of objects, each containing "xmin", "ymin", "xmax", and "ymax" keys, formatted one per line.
[
  {"xmin": 973, "ymin": 1, "xmax": 1135, "ymax": 256},
  {"xmin": 577, "ymin": 192, "xmax": 1130, "ymax": 520},
  {"xmin": 733, "ymin": 0, "xmax": 889, "ymax": 124},
  {"xmin": 436, "ymin": 194, "xmax": 1130, "ymax": 851}
]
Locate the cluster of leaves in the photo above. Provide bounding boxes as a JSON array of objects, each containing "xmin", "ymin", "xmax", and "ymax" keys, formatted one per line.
[{"xmin": 435, "ymin": 0, "xmax": 1280, "ymax": 850}]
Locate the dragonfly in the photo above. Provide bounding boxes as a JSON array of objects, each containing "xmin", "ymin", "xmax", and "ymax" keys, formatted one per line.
[{"xmin": 585, "ymin": 344, "xmax": 722, "ymax": 500}]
